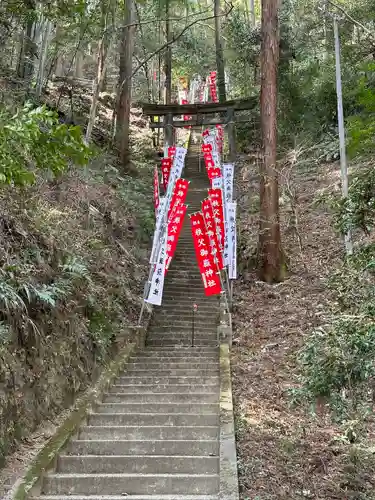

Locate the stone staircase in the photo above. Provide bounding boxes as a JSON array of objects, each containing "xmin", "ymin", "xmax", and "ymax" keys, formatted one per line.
[{"xmin": 29, "ymin": 147, "xmax": 225, "ymax": 500}]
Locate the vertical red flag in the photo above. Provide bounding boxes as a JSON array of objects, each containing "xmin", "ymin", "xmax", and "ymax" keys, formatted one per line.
[
  {"xmin": 209, "ymin": 168, "xmax": 222, "ymax": 185},
  {"xmin": 161, "ymin": 157, "xmax": 172, "ymax": 191},
  {"xmin": 203, "ymin": 152, "xmax": 215, "ymax": 169},
  {"xmin": 202, "ymin": 198, "xmax": 224, "ymax": 270},
  {"xmin": 202, "ymin": 143, "xmax": 212, "ymax": 154},
  {"xmin": 216, "ymin": 124, "xmax": 224, "ymax": 153},
  {"xmin": 208, "ymin": 188, "xmax": 225, "ymax": 248},
  {"xmin": 153, "ymin": 166, "xmax": 160, "ymax": 214},
  {"xmin": 168, "ymin": 146, "xmax": 176, "ymax": 159},
  {"xmin": 190, "ymin": 212, "xmax": 222, "ymax": 296},
  {"xmin": 168, "ymin": 178, "xmax": 189, "ymax": 220},
  {"xmin": 165, "ymin": 204, "xmax": 187, "ymax": 271}
]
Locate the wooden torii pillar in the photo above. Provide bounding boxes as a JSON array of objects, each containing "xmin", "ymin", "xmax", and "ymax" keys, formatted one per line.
[{"xmin": 141, "ymin": 97, "xmax": 257, "ymax": 162}]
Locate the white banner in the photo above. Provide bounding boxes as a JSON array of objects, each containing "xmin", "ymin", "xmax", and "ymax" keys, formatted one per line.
[
  {"xmin": 167, "ymin": 147, "xmax": 186, "ymax": 197},
  {"xmin": 145, "ymin": 227, "xmax": 167, "ymax": 306},
  {"xmin": 150, "ymin": 197, "xmax": 167, "ymax": 263},
  {"xmin": 203, "ymin": 133, "xmax": 217, "ymax": 151},
  {"xmin": 150, "ymin": 147, "xmax": 187, "ymax": 263},
  {"xmin": 223, "ymin": 164, "xmax": 234, "ymax": 204},
  {"xmin": 212, "ymin": 177, "xmax": 223, "ymax": 190},
  {"xmin": 212, "ymin": 151, "xmax": 221, "ymax": 169},
  {"xmin": 223, "ymin": 164, "xmax": 234, "ymax": 266},
  {"xmin": 227, "ymin": 202, "xmax": 237, "ymax": 280}
]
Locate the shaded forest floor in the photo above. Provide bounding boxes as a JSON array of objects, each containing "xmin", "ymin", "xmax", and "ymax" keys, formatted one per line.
[{"xmin": 232, "ymin": 156, "xmax": 375, "ymax": 499}]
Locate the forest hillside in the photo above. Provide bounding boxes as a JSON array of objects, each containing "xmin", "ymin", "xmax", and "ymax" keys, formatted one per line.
[{"xmin": 0, "ymin": 1, "xmax": 375, "ymax": 499}]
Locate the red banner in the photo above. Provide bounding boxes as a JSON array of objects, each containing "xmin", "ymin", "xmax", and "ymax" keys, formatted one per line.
[
  {"xmin": 208, "ymin": 188, "xmax": 225, "ymax": 248},
  {"xmin": 202, "ymin": 143, "xmax": 212, "ymax": 154},
  {"xmin": 168, "ymin": 146, "xmax": 176, "ymax": 159},
  {"xmin": 203, "ymin": 152, "xmax": 215, "ymax": 169},
  {"xmin": 202, "ymin": 129, "xmax": 210, "ymax": 138},
  {"xmin": 209, "ymin": 71, "xmax": 217, "ymax": 84},
  {"xmin": 190, "ymin": 212, "xmax": 222, "ymax": 296},
  {"xmin": 166, "ymin": 204, "xmax": 187, "ymax": 271},
  {"xmin": 161, "ymin": 157, "xmax": 172, "ymax": 190},
  {"xmin": 216, "ymin": 124, "xmax": 224, "ymax": 153},
  {"xmin": 209, "ymin": 168, "xmax": 222, "ymax": 184},
  {"xmin": 168, "ymin": 178, "xmax": 189, "ymax": 220},
  {"xmin": 203, "ymin": 152, "xmax": 221, "ymax": 183},
  {"xmin": 153, "ymin": 166, "xmax": 160, "ymax": 214},
  {"xmin": 181, "ymin": 98, "xmax": 191, "ymax": 128},
  {"xmin": 202, "ymin": 198, "xmax": 224, "ymax": 270}
]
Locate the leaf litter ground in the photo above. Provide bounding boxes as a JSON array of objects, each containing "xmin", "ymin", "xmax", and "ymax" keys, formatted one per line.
[{"xmin": 232, "ymin": 156, "xmax": 375, "ymax": 500}]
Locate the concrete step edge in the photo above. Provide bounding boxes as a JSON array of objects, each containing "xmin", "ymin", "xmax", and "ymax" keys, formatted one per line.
[{"xmin": 32, "ymin": 496, "xmax": 218, "ymax": 500}]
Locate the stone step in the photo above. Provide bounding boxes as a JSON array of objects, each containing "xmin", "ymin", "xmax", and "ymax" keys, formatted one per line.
[
  {"xmin": 153, "ymin": 305, "xmax": 218, "ymax": 313},
  {"xmin": 147, "ymin": 340, "xmax": 218, "ymax": 347},
  {"xmin": 150, "ymin": 316, "xmax": 218, "ymax": 324},
  {"xmin": 151, "ymin": 308, "xmax": 219, "ymax": 316},
  {"xmin": 149, "ymin": 320, "xmax": 217, "ymax": 329},
  {"xmin": 148, "ymin": 328, "xmax": 216, "ymax": 335},
  {"xmin": 147, "ymin": 330, "xmax": 217, "ymax": 338},
  {"xmin": 123, "ymin": 367, "xmax": 219, "ymax": 376},
  {"xmin": 146, "ymin": 337, "xmax": 217, "ymax": 345},
  {"xmin": 67, "ymin": 439, "xmax": 219, "ymax": 456},
  {"xmin": 94, "ymin": 402, "xmax": 219, "ymax": 414},
  {"xmin": 139, "ymin": 347, "xmax": 218, "ymax": 353},
  {"xmin": 57, "ymin": 455, "xmax": 219, "ymax": 474},
  {"xmin": 32, "ymin": 495, "xmax": 218, "ymax": 500},
  {"xmin": 108, "ymin": 384, "xmax": 217, "ymax": 394},
  {"xmin": 102, "ymin": 393, "xmax": 219, "ymax": 404},
  {"xmin": 162, "ymin": 294, "xmax": 217, "ymax": 301},
  {"xmin": 124, "ymin": 362, "xmax": 218, "ymax": 370},
  {"xmin": 32, "ymin": 496, "xmax": 219, "ymax": 500},
  {"xmin": 129, "ymin": 353, "xmax": 219, "ymax": 360},
  {"xmin": 42, "ymin": 473, "xmax": 219, "ymax": 495},
  {"xmin": 88, "ymin": 412, "xmax": 219, "ymax": 427},
  {"xmin": 116, "ymin": 376, "xmax": 218, "ymax": 385}
]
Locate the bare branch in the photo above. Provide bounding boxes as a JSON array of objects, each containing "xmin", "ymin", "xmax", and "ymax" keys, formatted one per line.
[
  {"xmin": 121, "ymin": 3, "xmax": 234, "ymax": 91},
  {"xmin": 325, "ymin": 0, "xmax": 375, "ymax": 41}
]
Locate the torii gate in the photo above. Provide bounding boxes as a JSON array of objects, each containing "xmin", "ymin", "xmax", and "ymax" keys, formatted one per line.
[{"xmin": 140, "ymin": 97, "xmax": 257, "ymax": 161}]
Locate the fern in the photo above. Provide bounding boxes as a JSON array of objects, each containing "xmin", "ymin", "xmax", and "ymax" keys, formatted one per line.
[
  {"xmin": 60, "ymin": 256, "xmax": 90, "ymax": 280},
  {"xmin": 0, "ymin": 280, "xmax": 27, "ymax": 312}
]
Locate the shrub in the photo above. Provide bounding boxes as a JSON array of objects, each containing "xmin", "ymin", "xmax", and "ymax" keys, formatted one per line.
[{"xmin": 0, "ymin": 102, "xmax": 92, "ymax": 185}]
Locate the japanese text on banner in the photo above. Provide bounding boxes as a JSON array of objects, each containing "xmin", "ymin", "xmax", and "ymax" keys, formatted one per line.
[
  {"xmin": 190, "ymin": 212, "xmax": 222, "ymax": 296},
  {"xmin": 153, "ymin": 166, "xmax": 160, "ymax": 214},
  {"xmin": 145, "ymin": 226, "xmax": 167, "ymax": 306},
  {"xmin": 168, "ymin": 178, "xmax": 189, "ymax": 220},
  {"xmin": 227, "ymin": 201, "xmax": 237, "ymax": 280},
  {"xmin": 208, "ymin": 188, "xmax": 225, "ymax": 249},
  {"xmin": 161, "ymin": 157, "xmax": 172, "ymax": 191},
  {"xmin": 202, "ymin": 199, "xmax": 224, "ymax": 270},
  {"xmin": 166, "ymin": 204, "xmax": 187, "ymax": 271}
]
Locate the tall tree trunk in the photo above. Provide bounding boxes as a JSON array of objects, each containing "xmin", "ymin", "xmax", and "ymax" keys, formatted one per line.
[
  {"xmin": 164, "ymin": 0, "xmax": 173, "ymax": 146},
  {"xmin": 115, "ymin": 0, "xmax": 136, "ymax": 169},
  {"xmin": 75, "ymin": 49, "xmax": 84, "ymax": 78},
  {"xmin": 214, "ymin": 0, "xmax": 226, "ymax": 102},
  {"xmin": 18, "ymin": 1, "xmax": 37, "ymax": 81},
  {"xmin": 164, "ymin": 0, "xmax": 172, "ymax": 106},
  {"xmin": 35, "ymin": 19, "xmax": 53, "ymax": 98},
  {"xmin": 135, "ymin": 1, "xmax": 152, "ymax": 102},
  {"xmin": 86, "ymin": 34, "xmax": 113, "ymax": 143},
  {"xmin": 249, "ymin": 0, "xmax": 256, "ymax": 25},
  {"xmin": 258, "ymin": 0, "xmax": 284, "ymax": 283}
]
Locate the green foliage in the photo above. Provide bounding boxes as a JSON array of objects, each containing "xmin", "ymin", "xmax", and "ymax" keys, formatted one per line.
[
  {"xmin": 292, "ymin": 318, "xmax": 375, "ymax": 421},
  {"xmin": 292, "ymin": 243, "xmax": 375, "ymax": 422},
  {"xmin": 347, "ymin": 63, "xmax": 375, "ymax": 158},
  {"xmin": 330, "ymin": 164, "xmax": 375, "ymax": 235},
  {"xmin": 328, "ymin": 244, "xmax": 375, "ymax": 317},
  {"xmin": 0, "ymin": 103, "xmax": 92, "ymax": 185}
]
